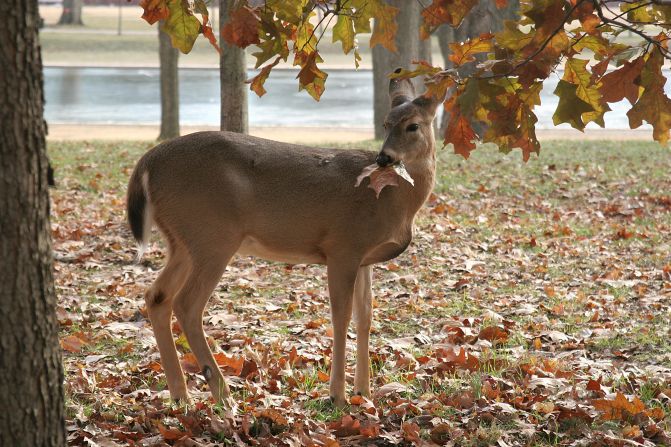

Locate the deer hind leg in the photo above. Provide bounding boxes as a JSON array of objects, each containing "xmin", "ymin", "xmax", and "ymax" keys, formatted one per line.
[
  {"xmin": 326, "ymin": 259, "xmax": 360, "ymax": 408},
  {"xmin": 172, "ymin": 244, "xmax": 236, "ymax": 404},
  {"xmin": 353, "ymin": 265, "xmax": 373, "ymax": 397},
  {"xmin": 144, "ymin": 244, "xmax": 191, "ymax": 402}
]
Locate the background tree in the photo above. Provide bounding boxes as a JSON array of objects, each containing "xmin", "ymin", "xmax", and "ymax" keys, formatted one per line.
[
  {"xmin": 158, "ymin": 20, "xmax": 180, "ymax": 140},
  {"xmin": 372, "ymin": 1, "xmax": 431, "ymax": 139},
  {"xmin": 436, "ymin": 0, "xmax": 519, "ymax": 131},
  {"xmin": 59, "ymin": 0, "xmax": 84, "ymax": 26},
  {"xmin": 220, "ymin": 0, "xmax": 248, "ymax": 134},
  {"xmin": 0, "ymin": 0, "xmax": 65, "ymax": 444}
]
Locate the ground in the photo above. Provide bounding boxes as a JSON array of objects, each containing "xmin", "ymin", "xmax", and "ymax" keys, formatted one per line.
[{"xmin": 52, "ymin": 138, "xmax": 671, "ymax": 446}]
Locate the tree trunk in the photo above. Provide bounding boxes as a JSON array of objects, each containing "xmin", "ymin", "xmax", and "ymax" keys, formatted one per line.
[
  {"xmin": 58, "ymin": 0, "xmax": 84, "ymax": 26},
  {"xmin": 0, "ymin": 0, "xmax": 65, "ymax": 445},
  {"xmin": 219, "ymin": 0, "xmax": 248, "ymax": 133},
  {"xmin": 437, "ymin": 0, "xmax": 519, "ymax": 130},
  {"xmin": 372, "ymin": 1, "xmax": 431, "ymax": 139},
  {"xmin": 158, "ymin": 21, "xmax": 180, "ymax": 140}
]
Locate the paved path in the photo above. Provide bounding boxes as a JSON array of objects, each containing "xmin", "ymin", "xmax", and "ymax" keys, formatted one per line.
[{"xmin": 47, "ymin": 124, "xmax": 654, "ymax": 143}]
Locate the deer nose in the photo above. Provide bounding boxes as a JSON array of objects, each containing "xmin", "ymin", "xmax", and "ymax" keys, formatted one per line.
[{"xmin": 376, "ymin": 152, "xmax": 393, "ymax": 167}]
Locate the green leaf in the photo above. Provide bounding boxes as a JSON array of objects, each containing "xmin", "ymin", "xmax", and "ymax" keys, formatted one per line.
[
  {"xmin": 332, "ymin": 15, "xmax": 355, "ymax": 54},
  {"xmin": 266, "ymin": 0, "xmax": 307, "ymax": 23},
  {"xmin": 563, "ymin": 58, "xmax": 609, "ymax": 127},
  {"xmin": 161, "ymin": 0, "xmax": 201, "ymax": 54},
  {"xmin": 552, "ymin": 80, "xmax": 594, "ymax": 130},
  {"xmin": 621, "ymin": 1, "xmax": 653, "ymax": 23}
]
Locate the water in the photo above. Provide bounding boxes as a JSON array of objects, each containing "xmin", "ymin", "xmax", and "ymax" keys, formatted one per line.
[
  {"xmin": 44, "ymin": 66, "xmax": 659, "ymax": 129},
  {"xmin": 44, "ymin": 67, "xmax": 373, "ymax": 127}
]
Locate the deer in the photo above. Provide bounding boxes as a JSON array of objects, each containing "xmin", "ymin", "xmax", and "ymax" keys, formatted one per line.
[{"xmin": 126, "ymin": 71, "xmax": 442, "ymax": 408}]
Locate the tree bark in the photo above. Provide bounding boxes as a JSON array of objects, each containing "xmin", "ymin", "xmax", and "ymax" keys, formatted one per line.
[
  {"xmin": 437, "ymin": 0, "xmax": 519, "ymax": 131},
  {"xmin": 219, "ymin": 0, "xmax": 248, "ymax": 133},
  {"xmin": 0, "ymin": 0, "xmax": 65, "ymax": 445},
  {"xmin": 58, "ymin": 0, "xmax": 84, "ymax": 26},
  {"xmin": 438, "ymin": 0, "xmax": 519, "ymax": 70},
  {"xmin": 372, "ymin": 1, "xmax": 431, "ymax": 139},
  {"xmin": 158, "ymin": 21, "xmax": 180, "ymax": 140}
]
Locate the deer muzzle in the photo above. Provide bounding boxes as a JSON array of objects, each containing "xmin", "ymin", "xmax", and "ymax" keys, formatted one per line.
[{"xmin": 375, "ymin": 152, "xmax": 394, "ymax": 167}]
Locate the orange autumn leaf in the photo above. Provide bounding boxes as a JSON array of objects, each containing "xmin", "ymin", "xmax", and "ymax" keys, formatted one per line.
[
  {"xmin": 202, "ymin": 22, "xmax": 220, "ymax": 54},
  {"xmin": 157, "ymin": 422, "xmax": 188, "ymax": 441},
  {"xmin": 213, "ymin": 352, "xmax": 244, "ymax": 376},
  {"xmin": 139, "ymin": 0, "xmax": 169, "ymax": 25},
  {"xmin": 221, "ymin": 6, "xmax": 260, "ymax": 48},
  {"xmin": 445, "ymin": 113, "xmax": 477, "ymax": 159},
  {"xmin": 328, "ymin": 415, "xmax": 361, "ymax": 437},
  {"xmin": 448, "ymin": 34, "xmax": 494, "ymax": 66},
  {"xmin": 60, "ymin": 334, "xmax": 88, "ymax": 353},
  {"xmin": 477, "ymin": 325, "xmax": 509, "ymax": 343},
  {"xmin": 248, "ymin": 57, "xmax": 281, "ymax": 97},
  {"xmin": 593, "ymin": 392, "xmax": 646, "ymax": 421},
  {"xmin": 180, "ymin": 352, "xmax": 200, "ymax": 373},
  {"xmin": 420, "ymin": 0, "xmax": 478, "ymax": 38},
  {"xmin": 369, "ymin": 2, "xmax": 399, "ymax": 52}
]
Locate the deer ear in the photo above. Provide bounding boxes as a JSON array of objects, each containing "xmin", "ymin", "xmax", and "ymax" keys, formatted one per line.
[
  {"xmin": 389, "ymin": 68, "xmax": 416, "ymax": 108},
  {"xmin": 412, "ymin": 92, "xmax": 446, "ymax": 117}
]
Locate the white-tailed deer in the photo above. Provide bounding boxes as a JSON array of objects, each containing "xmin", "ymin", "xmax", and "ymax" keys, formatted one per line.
[{"xmin": 127, "ymin": 72, "xmax": 441, "ymax": 408}]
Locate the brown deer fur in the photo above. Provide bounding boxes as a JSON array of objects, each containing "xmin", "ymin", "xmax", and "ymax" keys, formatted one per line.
[{"xmin": 126, "ymin": 74, "xmax": 441, "ymax": 407}]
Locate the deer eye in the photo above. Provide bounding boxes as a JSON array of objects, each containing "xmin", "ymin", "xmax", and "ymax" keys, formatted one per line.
[{"xmin": 406, "ymin": 123, "xmax": 420, "ymax": 132}]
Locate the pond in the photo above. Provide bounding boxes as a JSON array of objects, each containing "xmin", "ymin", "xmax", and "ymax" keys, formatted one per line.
[{"xmin": 44, "ymin": 66, "xmax": 656, "ymax": 130}]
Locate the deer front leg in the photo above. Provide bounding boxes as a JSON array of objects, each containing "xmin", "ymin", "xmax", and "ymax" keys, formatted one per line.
[
  {"xmin": 353, "ymin": 265, "xmax": 372, "ymax": 397},
  {"xmin": 326, "ymin": 260, "xmax": 359, "ymax": 408}
]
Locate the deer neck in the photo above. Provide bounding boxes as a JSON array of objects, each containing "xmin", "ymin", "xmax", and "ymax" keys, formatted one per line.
[{"xmin": 402, "ymin": 149, "xmax": 436, "ymax": 214}]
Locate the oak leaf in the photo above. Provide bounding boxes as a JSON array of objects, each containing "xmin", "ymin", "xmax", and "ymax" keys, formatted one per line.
[
  {"xmin": 139, "ymin": 0, "xmax": 169, "ymax": 25},
  {"xmin": 295, "ymin": 51, "xmax": 328, "ymax": 101},
  {"xmin": 221, "ymin": 6, "xmax": 260, "ymax": 48},
  {"xmin": 355, "ymin": 162, "xmax": 414, "ymax": 198},
  {"xmin": 445, "ymin": 111, "xmax": 477, "ymax": 159},
  {"xmin": 194, "ymin": 0, "xmax": 219, "ymax": 53},
  {"xmin": 552, "ymin": 80, "xmax": 594, "ymax": 130},
  {"xmin": 448, "ymin": 34, "xmax": 494, "ymax": 66},
  {"xmin": 593, "ymin": 392, "xmax": 646, "ymax": 421},
  {"xmin": 60, "ymin": 334, "xmax": 88, "ymax": 353},
  {"xmin": 368, "ymin": 0, "xmax": 399, "ymax": 52},
  {"xmin": 420, "ymin": 0, "xmax": 478, "ymax": 38},
  {"xmin": 600, "ymin": 56, "xmax": 644, "ymax": 105},
  {"xmin": 247, "ymin": 57, "xmax": 281, "ymax": 97},
  {"xmin": 563, "ymin": 58, "xmax": 609, "ymax": 127},
  {"xmin": 161, "ymin": 0, "xmax": 201, "ymax": 54},
  {"xmin": 627, "ymin": 49, "xmax": 671, "ymax": 144},
  {"xmin": 332, "ymin": 15, "xmax": 355, "ymax": 54}
]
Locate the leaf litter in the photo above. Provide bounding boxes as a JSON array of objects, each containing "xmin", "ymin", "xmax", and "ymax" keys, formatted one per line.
[{"xmin": 50, "ymin": 140, "xmax": 671, "ymax": 446}]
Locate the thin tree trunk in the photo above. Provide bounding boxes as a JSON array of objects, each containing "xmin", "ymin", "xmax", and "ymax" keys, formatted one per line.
[
  {"xmin": 0, "ymin": 0, "xmax": 65, "ymax": 445},
  {"xmin": 158, "ymin": 21, "xmax": 180, "ymax": 140},
  {"xmin": 219, "ymin": 0, "xmax": 248, "ymax": 133},
  {"xmin": 58, "ymin": 0, "xmax": 84, "ymax": 25},
  {"xmin": 372, "ymin": 0, "xmax": 431, "ymax": 139}
]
